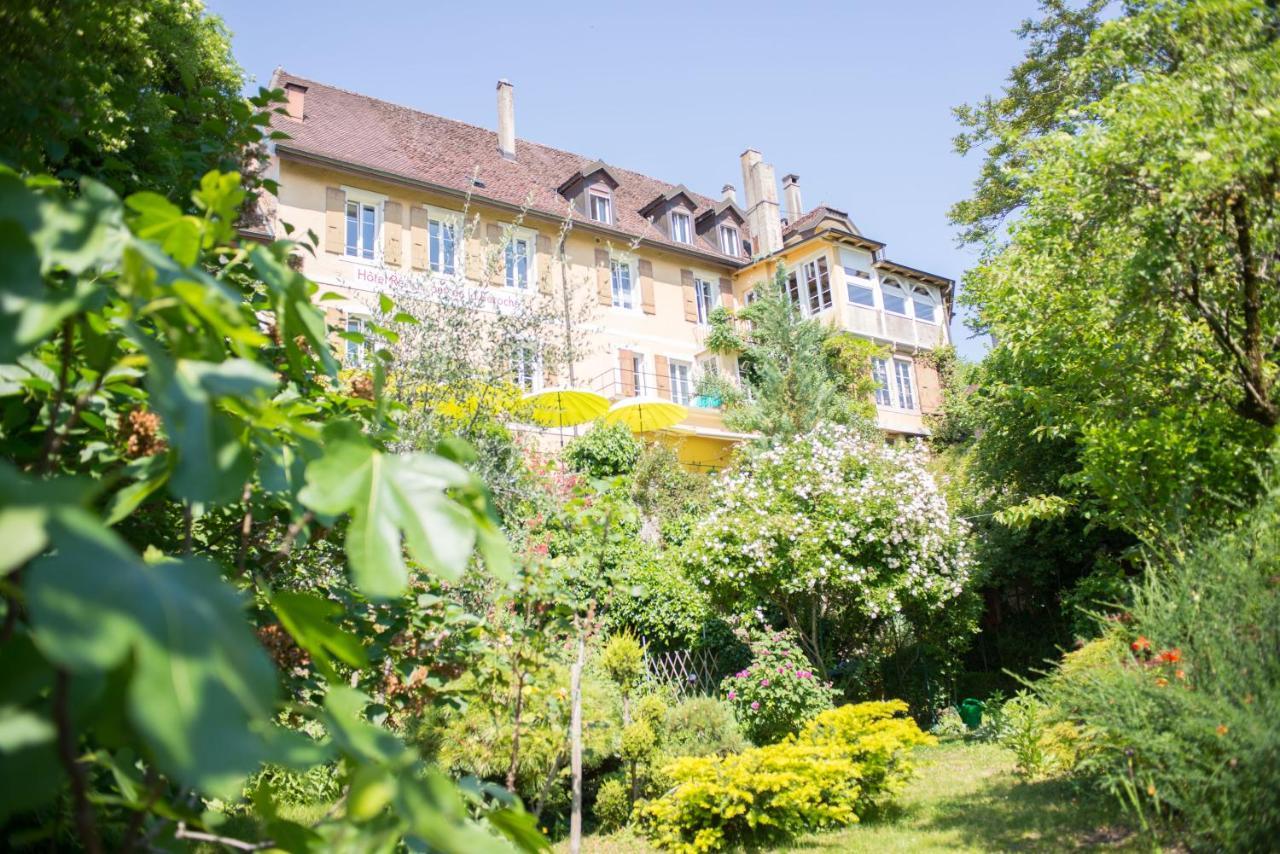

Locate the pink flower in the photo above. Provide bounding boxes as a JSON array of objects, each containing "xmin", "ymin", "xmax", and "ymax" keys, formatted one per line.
[
  {"xmin": 761, "ymin": 679, "xmax": 770, "ymax": 687},
  {"xmin": 751, "ymin": 701, "xmax": 760, "ymax": 710},
  {"xmin": 727, "ymin": 690, "xmax": 737, "ymax": 700}
]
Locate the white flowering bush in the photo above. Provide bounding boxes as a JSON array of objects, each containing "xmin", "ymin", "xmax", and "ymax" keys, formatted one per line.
[{"xmin": 686, "ymin": 423, "xmax": 973, "ymax": 674}]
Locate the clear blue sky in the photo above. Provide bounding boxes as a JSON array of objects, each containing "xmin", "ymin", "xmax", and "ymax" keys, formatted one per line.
[{"xmin": 207, "ymin": 0, "xmax": 1039, "ymax": 359}]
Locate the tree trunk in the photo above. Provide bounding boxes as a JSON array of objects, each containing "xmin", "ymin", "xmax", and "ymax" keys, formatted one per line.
[{"xmin": 569, "ymin": 634, "xmax": 585, "ymax": 854}]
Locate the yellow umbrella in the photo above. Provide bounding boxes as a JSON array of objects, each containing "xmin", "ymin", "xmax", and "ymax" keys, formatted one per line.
[
  {"xmin": 603, "ymin": 396, "xmax": 688, "ymax": 433},
  {"xmin": 522, "ymin": 387, "xmax": 610, "ymax": 429}
]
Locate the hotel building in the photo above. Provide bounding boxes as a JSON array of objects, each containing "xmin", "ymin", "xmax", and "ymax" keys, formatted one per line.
[{"xmin": 256, "ymin": 71, "xmax": 953, "ymax": 469}]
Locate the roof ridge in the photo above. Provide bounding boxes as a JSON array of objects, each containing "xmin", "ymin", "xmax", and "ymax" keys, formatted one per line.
[{"xmin": 275, "ymin": 69, "xmax": 722, "ymax": 207}]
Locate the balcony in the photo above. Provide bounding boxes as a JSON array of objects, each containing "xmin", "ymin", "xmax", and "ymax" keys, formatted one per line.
[{"xmin": 589, "ymin": 366, "xmax": 726, "ymax": 410}]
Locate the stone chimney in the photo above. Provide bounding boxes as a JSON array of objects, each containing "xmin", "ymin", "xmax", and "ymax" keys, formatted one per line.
[
  {"xmin": 496, "ymin": 79, "xmax": 515, "ymax": 159},
  {"xmin": 721, "ymin": 184, "xmax": 737, "ymax": 204},
  {"xmin": 782, "ymin": 174, "xmax": 803, "ymax": 221},
  {"xmin": 740, "ymin": 149, "xmax": 783, "ymax": 256},
  {"xmin": 284, "ymin": 82, "xmax": 307, "ymax": 120}
]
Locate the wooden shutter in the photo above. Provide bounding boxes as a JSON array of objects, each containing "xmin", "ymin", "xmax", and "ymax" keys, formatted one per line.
[
  {"xmin": 324, "ymin": 187, "xmax": 345, "ymax": 254},
  {"xmin": 537, "ymin": 234, "xmax": 554, "ymax": 295},
  {"xmin": 653, "ymin": 355, "xmax": 671, "ymax": 399},
  {"xmin": 485, "ymin": 223, "xmax": 504, "ymax": 287},
  {"xmin": 719, "ymin": 277, "xmax": 735, "ymax": 311},
  {"xmin": 618, "ymin": 349, "xmax": 636, "ymax": 397},
  {"xmin": 410, "ymin": 207, "xmax": 428, "ymax": 270},
  {"xmin": 595, "ymin": 248, "xmax": 612, "ymax": 306},
  {"xmin": 638, "ymin": 259, "xmax": 655, "ymax": 315},
  {"xmin": 680, "ymin": 269, "xmax": 697, "ymax": 322},
  {"xmin": 383, "ymin": 201, "xmax": 403, "ymax": 267}
]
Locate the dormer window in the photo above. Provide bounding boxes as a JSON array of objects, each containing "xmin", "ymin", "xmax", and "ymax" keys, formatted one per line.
[
  {"xmin": 719, "ymin": 224, "xmax": 740, "ymax": 256},
  {"xmin": 589, "ymin": 190, "xmax": 613, "ymax": 224},
  {"xmin": 671, "ymin": 210, "xmax": 692, "ymax": 244}
]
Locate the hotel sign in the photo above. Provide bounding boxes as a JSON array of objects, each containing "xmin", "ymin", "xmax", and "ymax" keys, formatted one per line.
[{"xmin": 332, "ymin": 264, "xmax": 529, "ymax": 316}]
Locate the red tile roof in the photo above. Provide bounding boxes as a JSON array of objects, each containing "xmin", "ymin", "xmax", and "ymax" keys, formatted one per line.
[{"xmin": 269, "ymin": 70, "xmax": 747, "ymax": 263}]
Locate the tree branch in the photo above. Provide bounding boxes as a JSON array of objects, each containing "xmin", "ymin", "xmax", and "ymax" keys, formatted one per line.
[{"xmin": 54, "ymin": 670, "xmax": 102, "ymax": 854}]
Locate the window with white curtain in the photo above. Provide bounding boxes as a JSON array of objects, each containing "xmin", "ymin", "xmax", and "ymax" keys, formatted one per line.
[
  {"xmin": 871, "ymin": 357, "xmax": 892, "ymax": 406},
  {"xmin": 345, "ymin": 201, "xmax": 378, "ymax": 260},
  {"xmin": 611, "ymin": 260, "xmax": 634, "ymax": 309}
]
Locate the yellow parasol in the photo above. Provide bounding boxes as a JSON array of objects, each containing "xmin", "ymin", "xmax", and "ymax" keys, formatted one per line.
[
  {"xmin": 522, "ymin": 387, "xmax": 610, "ymax": 429},
  {"xmin": 603, "ymin": 396, "xmax": 688, "ymax": 433}
]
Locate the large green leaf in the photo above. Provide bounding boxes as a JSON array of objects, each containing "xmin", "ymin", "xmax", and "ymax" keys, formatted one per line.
[
  {"xmin": 25, "ymin": 514, "xmax": 279, "ymax": 797},
  {"xmin": 298, "ymin": 423, "xmax": 492, "ymax": 599},
  {"xmin": 270, "ymin": 590, "xmax": 368, "ymax": 681}
]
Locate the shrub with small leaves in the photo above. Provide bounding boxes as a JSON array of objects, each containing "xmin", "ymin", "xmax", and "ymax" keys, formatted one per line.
[
  {"xmin": 636, "ymin": 700, "xmax": 933, "ymax": 852},
  {"xmin": 662, "ymin": 697, "xmax": 747, "ymax": 758},
  {"xmin": 594, "ymin": 777, "xmax": 632, "ymax": 832},
  {"xmin": 564, "ymin": 421, "xmax": 642, "ymax": 477},
  {"xmin": 720, "ymin": 628, "xmax": 836, "ymax": 744}
]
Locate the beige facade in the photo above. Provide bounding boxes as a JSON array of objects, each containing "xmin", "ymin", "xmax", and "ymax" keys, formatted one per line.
[{"xmin": 260, "ymin": 72, "xmax": 952, "ymax": 467}]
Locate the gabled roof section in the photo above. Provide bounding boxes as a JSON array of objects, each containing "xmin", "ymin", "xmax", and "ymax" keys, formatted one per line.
[
  {"xmin": 638, "ymin": 184, "xmax": 698, "ymax": 218},
  {"xmin": 695, "ymin": 198, "xmax": 746, "ymax": 227},
  {"xmin": 556, "ymin": 159, "xmax": 622, "ymax": 195},
  {"xmin": 268, "ymin": 70, "xmax": 745, "ymax": 263}
]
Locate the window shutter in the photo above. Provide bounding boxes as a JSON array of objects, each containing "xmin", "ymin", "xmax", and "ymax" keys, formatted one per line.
[
  {"xmin": 410, "ymin": 207, "xmax": 428, "ymax": 270},
  {"xmin": 537, "ymin": 234, "xmax": 554, "ymax": 295},
  {"xmin": 383, "ymin": 201, "xmax": 403, "ymax": 267},
  {"xmin": 719, "ymin": 277, "xmax": 735, "ymax": 311},
  {"xmin": 595, "ymin": 248, "xmax": 612, "ymax": 306},
  {"xmin": 324, "ymin": 187, "xmax": 345, "ymax": 254},
  {"xmin": 653, "ymin": 355, "xmax": 671, "ymax": 399},
  {"xmin": 485, "ymin": 223, "xmax": 505, "ymax": 287},
  {"xmin": 680, "ymin": 269, "xmax": 697, "ymax": 322},
  {"xmin": 638, "ymin": 259, "xmax": 655, "ymax": 315},
  {"xmin": 617, "ymin": 349, "xmax": 636, "ymax": 397}
]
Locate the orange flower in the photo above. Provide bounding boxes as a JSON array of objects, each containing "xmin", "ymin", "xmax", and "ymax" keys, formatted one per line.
[
  {"xmin": 1157, "ymin": 648, "xmax": 1181, "ymax": 664},
  {"xmin": 1155, "ymin": 676, "xmax": 1169, "ymax": 687},
  {"xmin": 1131, "ymin": 636, "xmax": 1151, "ymax": 653},
  {"xmin": 1175, "ymin": 669, "xmax": 1186, "ymax": 680},
  {"xmin": 1216, "ymin": 724, "xmax": 1230, "ymax": 736}
]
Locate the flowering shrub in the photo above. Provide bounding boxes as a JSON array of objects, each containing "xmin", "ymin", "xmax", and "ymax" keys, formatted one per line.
[
  {"xmin": 720, "ymin": 628, "xmax": 836, "ymax": 743},
  {"xmin": 685, "ymin": 423, "xmax": 973, "ymax": 671},
  {"xmin": 636, "ymin": 700, "xmax": 933, "ymax": 852}
]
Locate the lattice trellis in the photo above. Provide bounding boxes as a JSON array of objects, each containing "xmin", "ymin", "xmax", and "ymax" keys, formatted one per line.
[{"xmin": 642, "ymin": 645, "xmax": 725, "ymax": 697}]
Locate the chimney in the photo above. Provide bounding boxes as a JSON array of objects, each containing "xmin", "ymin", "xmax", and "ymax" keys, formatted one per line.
[
  {"xmin": 496, "ymin": 79, "xmax": 515, "ymax": 159},
  {"xmin": 284, "ymin": 82, "xmax": 307, "ymax": 120},
  {"xmin": 721, "ymin": 184, "xmax": 737, "ymax": 204},
  {"xmin": 740, "ymin": 149, "xmax": 783, "ymax": 256},
  {"xmin": 782, "ymin": 174, "xmax": 803, "ymax": 220}
]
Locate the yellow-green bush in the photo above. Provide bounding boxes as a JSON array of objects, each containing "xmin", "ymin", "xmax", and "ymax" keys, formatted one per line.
[{"xmin": 636, "ymin": 700, "xmax": 933, "ymax": 852}]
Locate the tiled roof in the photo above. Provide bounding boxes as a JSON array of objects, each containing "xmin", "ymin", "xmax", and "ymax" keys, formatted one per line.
[
  {"xmin": 269, "ymin": 70, "xmax": 747, "ymax": 263},
  {"xmin": 784, "ymin": 204, "xmax": 853, "ymax": 236}
]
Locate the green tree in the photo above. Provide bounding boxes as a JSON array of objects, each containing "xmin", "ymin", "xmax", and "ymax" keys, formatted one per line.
[
  {"xmin": 0, "ymin": 0, "xmax": 273, "ymax": 203},
  {"xmin": 725, "ymin": 267, "xmax": 878, "ymax": 442}
]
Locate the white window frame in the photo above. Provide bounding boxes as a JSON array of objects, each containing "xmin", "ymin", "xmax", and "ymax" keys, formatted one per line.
[
  {"xmin": 893, "ymin": 358, "xmax": 916, "ymax": 410},
  {"xmin": 871, "ymin": 357, "xmax": 892, "ymax": 407},
  {"xmin": 801, "ymin": 255, "xmax": 833, "ymax": 314},
  {"xmin": 668, "ymin": 359, "xmax": 693, "ymax": 405},
  {"xmin": 610, "ymin": 258, "xmax": 635, "ymax": 310},
  {"xmin": 589, "ymin": 190, "xmax": 613, "ymax": 225},
  {"xmin": 511, "ymin": 344, "xmax": 542, "ymax": 392},
  {"xmin": 719, "ymin": 224, "xmax": 741, "ymax": 256},
  {"xmin": 694, "ymin": 277, "xmax": 718, "ymax": 324},
  {"xmin": 504, "ymin": 226, "xmax": 537, "ymax": 290},
  {"xmin": 426, "ymin": 205, "xmax": 463, "ymax": 277},
  {"xmin": 910, "ymin": 284, "xmax": 938, "ymax": 324},
  {"xmin": 881, "ymin": 277, "xmax": 909, "ymax": 317},
  {"xmin": 344, "ymin": 314, "xmax": 371, "ymax": 367},
  {"xmin": 670, "ymin": 209, "xmax": 692, "ymax": 244},
  {"xmin": 629, "ymin": 351, "xmax": 648, "ymax": 396},
  {"xmin": 340, "ymin": 186, "xmax": 386, "ymax": 264},
  {"xmin": 844, "ymin": 266, "xmax": 877, "ymax": 308}
]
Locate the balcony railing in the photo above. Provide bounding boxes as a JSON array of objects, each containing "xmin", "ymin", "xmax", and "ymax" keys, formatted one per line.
[{"xmin": 589, "ymin": 367, "xmax": 726, "ymax": 409}]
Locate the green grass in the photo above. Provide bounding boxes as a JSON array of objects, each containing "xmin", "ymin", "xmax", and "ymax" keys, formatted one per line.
[{"xmin": 571, "ymin": 740, "xmax": 1145, "ymax": 852}]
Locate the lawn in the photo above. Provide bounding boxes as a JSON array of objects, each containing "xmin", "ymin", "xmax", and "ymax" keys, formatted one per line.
[{"xmin": 571, "ymin": 740, "xmax": 1144, "ymax": 853}]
